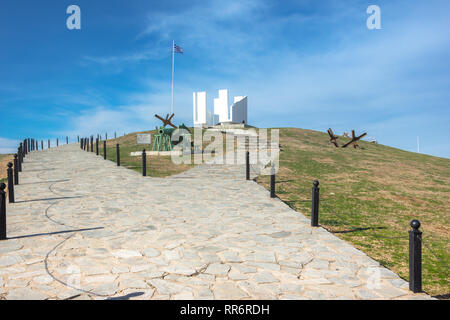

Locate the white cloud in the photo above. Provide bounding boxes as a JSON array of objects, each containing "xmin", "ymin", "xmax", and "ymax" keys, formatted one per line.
[
  {"xmin": 66, "ymin": 0, "xmax": 450, "ymax": 158},
  {"xmin": 0, "ymin": 137, "xmax": 20, "ymax": 154}
]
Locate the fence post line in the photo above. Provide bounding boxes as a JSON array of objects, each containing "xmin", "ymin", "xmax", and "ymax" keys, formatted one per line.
[
  {"xmin": 48, "ymin": 139, "xmax": 50, "ymax": 149},
  {"xmin": 103, "ymin": 140, "xmax": 107, "ymax": 160},
  {"xmin": 116, "ymin": 143, "xmax": 120, "ymax": 166},
  {"xmin": 41, "ymin": 140, "xmax": 43, "ymax": 150},
  {"xmin": 142, "ymin": 149, "xmax": 147, "ymax": 176},
  {"xmin": 28, "ymin": 138, "xmax": 31, "ymax": 152},
  {"xmin": 80, "ymin": 138, "xmax": 83, "ymax": 149},
  {"xmin": 66, "ymin": 136, "xmax": 68, "ymax": 144},
  {"xmin": 246, "ymin": 151, "xmax": 250, "ymax": 180},
  {"xmin": 409, "ymin": 220, "xmax": 422, "ymax": 293},
  {"xmin": 57, "ymin": 138, "xmax": 59, "ymax": 147},
  {"xmin": 13, "ymin": 155, "xmax": 19, "ymax": 185},
  {"xmin": 96, "ymin": 138, "xmax": 99, "ymax": 155},
  {"xmin": 311, "ymin": 180, "xmax": 320, "ymax": 227},
  {"xmin": 0, "ymin": 183, "xmax": 6, "ymax": 240},
  {"xmin": 7, "ymin": 163, "xmax": 14, "ymax": 203}
]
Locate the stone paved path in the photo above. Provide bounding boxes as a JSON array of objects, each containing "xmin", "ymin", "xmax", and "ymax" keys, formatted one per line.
[{"xmin": 0, "ymin": 144, "xmax": 432, "ymax": 300}]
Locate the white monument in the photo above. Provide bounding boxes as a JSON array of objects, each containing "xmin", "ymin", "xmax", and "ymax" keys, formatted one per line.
[{"xmin": 193, "ymin": 89, "xmax": 247, "ymax": 127}]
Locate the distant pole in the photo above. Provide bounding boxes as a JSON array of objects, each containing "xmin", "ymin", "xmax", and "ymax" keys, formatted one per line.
[
  {"xmin": 171, "ymin": 40, "xmax": 175, "ymax": 115},
  {"xmin": 417, "ymin": 136, "xmax": 420, "ymax": 153}
]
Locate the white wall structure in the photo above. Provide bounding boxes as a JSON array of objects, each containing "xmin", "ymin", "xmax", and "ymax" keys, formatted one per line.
[
  {"xmin": 193, "ymin": 89, "xmax": 248, "ymax": 126},
  {"xmin": 193, "ymin": 91, "xmax": 210, "ymax": 127},
  {"xmin": 214, "ymin": 89, "xmax": 248, "ymax": 124},
  {"xmin": 231, "ymin": 96, "xmax": 248, "ymax": 125}
]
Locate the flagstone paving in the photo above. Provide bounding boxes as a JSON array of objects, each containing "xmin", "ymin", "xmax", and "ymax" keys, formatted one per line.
[{"xmin": 0, "ymin": 144, "xmax": 433, "ymax": 300}]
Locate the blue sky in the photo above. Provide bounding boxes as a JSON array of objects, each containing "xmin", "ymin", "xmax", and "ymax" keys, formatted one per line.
[{"xmin": 0, "ymin": 0, "xmax": 449, "ymax": 158}]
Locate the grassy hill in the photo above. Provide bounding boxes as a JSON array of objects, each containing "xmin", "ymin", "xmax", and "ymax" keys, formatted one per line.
[
  {"xmin": 256, "ymin": 128, "xmax": 449, "ymax": 298},
  {"xmin": 90, "ymin": 127, "xmax": 448, "ymax": 297},
  {"xmin": 0, "ymin": 154, "xmax": 13, "ymax": 187},
  {"xmin": 96, "ymin": 130, "xmax": 194, "ymax": 177}
]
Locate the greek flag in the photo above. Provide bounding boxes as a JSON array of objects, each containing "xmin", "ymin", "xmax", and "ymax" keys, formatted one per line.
[{"xmin": 173, "ymin": 43, "xmax": 183, "ymax": 54}]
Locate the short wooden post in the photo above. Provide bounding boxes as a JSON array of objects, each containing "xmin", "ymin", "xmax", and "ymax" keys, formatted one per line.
[
  {"xmin": 409, "ymin": 220, "xmax": 422, "ymax": 293},
  {"xmin": 13, "ymin": 155, "xmax": 19, "ymax": 185},
  {"xmin": 7, "ymin": 163, "xmax": 14, "ymax": 203},
  {"xmin": 116, "ymin": 144, "xmax": 120, "ymax": 166},
  {"xmin": 270, "ymin": 164, "xmax": 276, "ymax": 198},
  {"xmin": 311, "ymin": 180, "xmax": 319, "ymax": 227},
  {"xmin": 142, "ymin": 149, "xmax": 147, "ymax": 176},
  {"xmin": 246, "ymin": 151, "xmax": 250, "ymax": 180},
  {"xmin": 0, "ymin": 183, "xmax": 6, "ymax": 240}
]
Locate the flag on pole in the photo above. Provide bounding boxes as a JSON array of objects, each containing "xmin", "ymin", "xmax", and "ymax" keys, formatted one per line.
[{"xmin": 173, "ymin": 43, "xmax": 184, "ymax": 54}]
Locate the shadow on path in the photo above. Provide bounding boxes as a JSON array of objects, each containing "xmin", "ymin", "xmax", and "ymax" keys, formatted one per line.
[
  {"xmin": 7, "ymin": 227, "xmax": 104, "ymax": 240},
  {"xmin": 14, "ymin": 196, "xmax": 84, "ymax": 203},
  {"xmin": 18, "ymin": 179, "xmax": 71, "ymax": 186}
]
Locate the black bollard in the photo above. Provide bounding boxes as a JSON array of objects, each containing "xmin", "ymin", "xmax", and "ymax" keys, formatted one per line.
[
  {"xmin": 57, "ymin": 138, "xmax": 59, "ymax": 146},
  {"xmin": 142, "ymin": 149, "xmax": 147, "ymax": 176},
  {"xmin": 409, "ymin": 220, "xmax": 422, "ymax": 293},
  {"xmin": 96, "ymin": 138, "xmax": 99, "ymax": 155},
  {"xmin": 18, "ymin": 145, "xmax": 23, "ymax": 171},
  {"xmin": 80, "ymin": 138, "xmax": 83, "ymax": 149},
  {"xmin": 28, "ymin": 138, "xmax": 31, "ymax": 152},
  {"xmin": 246, "ymin": 151, "xmax": 250, "ymax": 180},
  {"xmin": 103, "ymin": 140, "xmax": 107, "ymax": 160},
  {"xmin": 311, "ymin": 180, "xmax": 320, "ymax": 227},
  {"xmin": 48, "ymin": 139, "xmax": 50, "ymax": 149},
  {"xmin": 66, "ymin": 136, "xmax": 68, "ymax": 144},
  {"xmin": 41, "ymin": 140, "xmax": 43, "ymax": 150},
  {"xmin": 91, "ymin": 136, "xmax": 94, "ymax": 152},
  {"xmin": 7, "ymin": 163, "xmax": 14, "ymax": 203},
  {"xmin": 116, "ymin": 143, "xmax": 120, "ymax": 166},
  {"xmin": 270, "ymin": 164, "xmax": 276, "ymax": 198},
  {"xmin": 13, "ymin": 155, "xmax": 19, "ymax": 185},
  {"xmin": 35, "ymin": 140, "xmax": 38, "ymax": 151},
  {"xmin": 0, "ymin": 183, "xmax": 6, "ymax": 240}
]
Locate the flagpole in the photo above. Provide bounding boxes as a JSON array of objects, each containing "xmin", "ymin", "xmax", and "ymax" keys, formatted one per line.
[{"xmin": 171, "ymin": 40, "xmax": 175, "ymax": 115}]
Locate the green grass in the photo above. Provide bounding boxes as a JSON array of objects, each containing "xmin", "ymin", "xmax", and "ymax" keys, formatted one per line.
[
  {"xmin": 256, "ymin": 128, "xmax": 449, "ymax": 298},
  {"xmin": 94, "ymin": 130, "xmax": 194, "ymax": 177}
]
